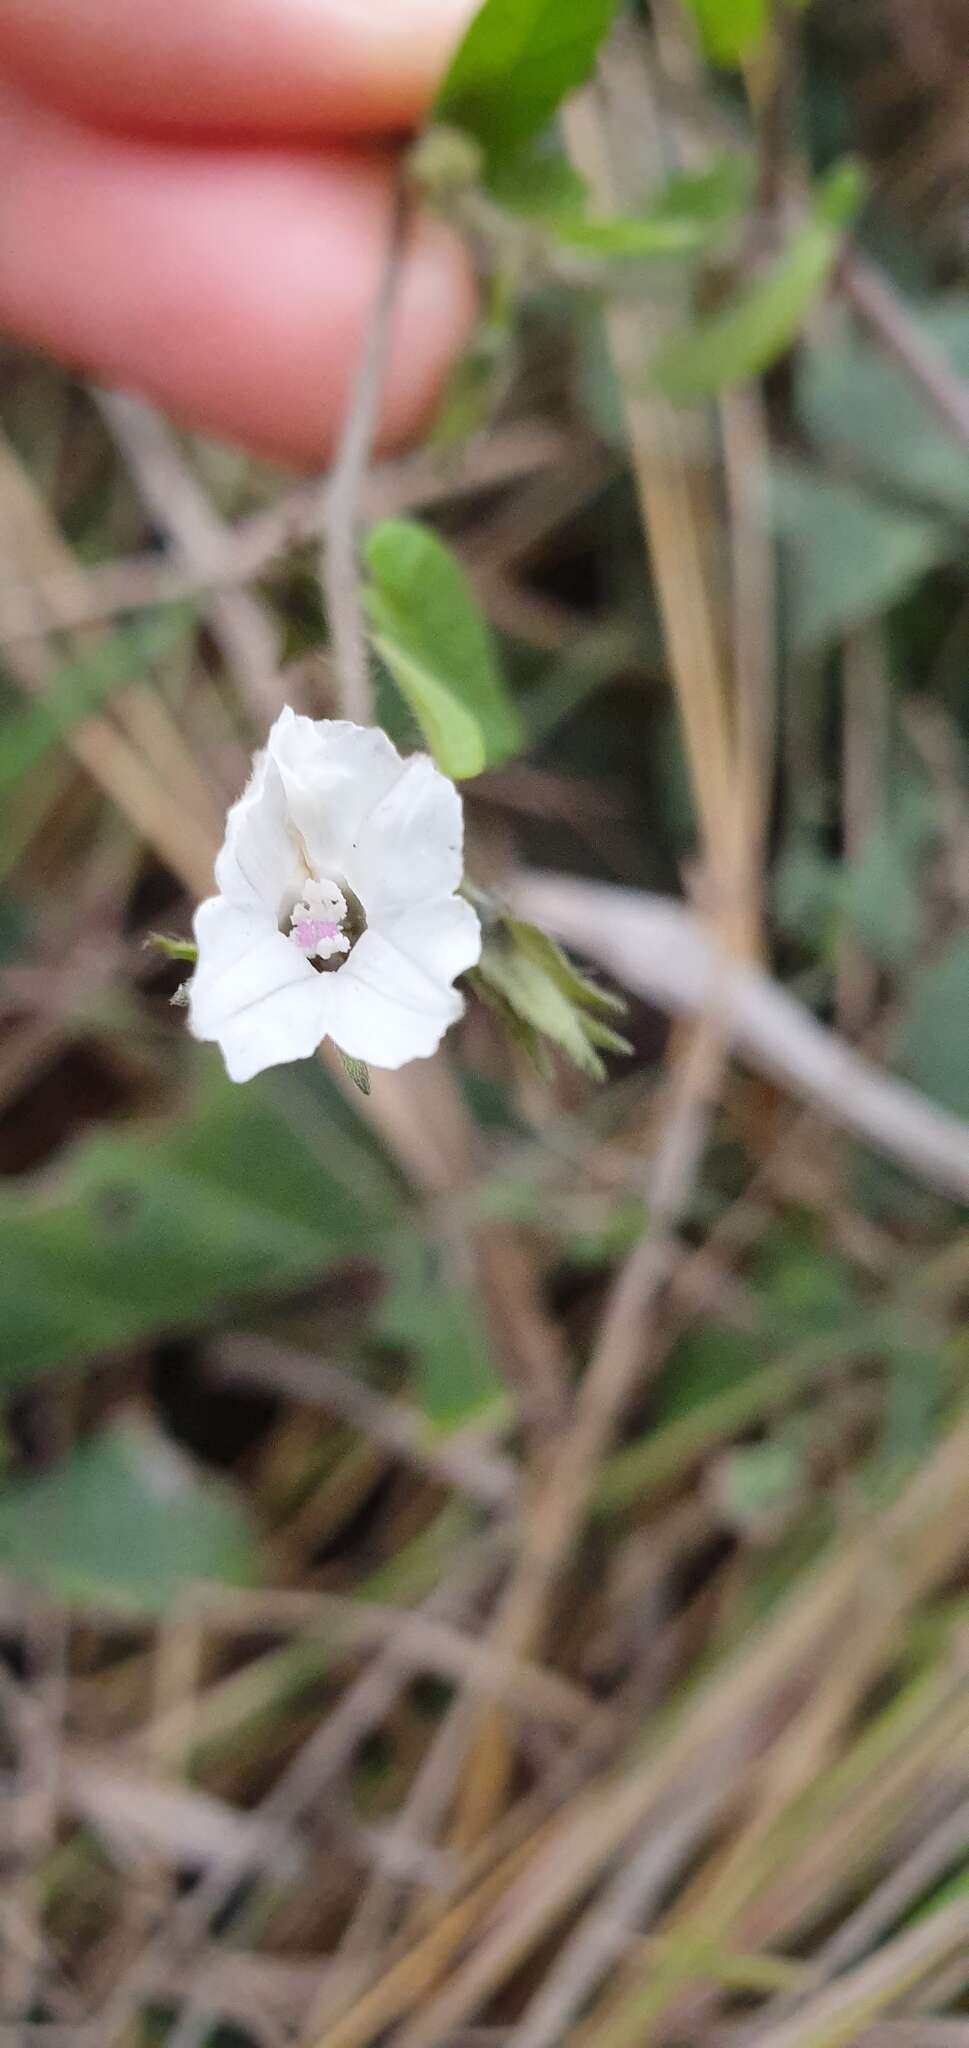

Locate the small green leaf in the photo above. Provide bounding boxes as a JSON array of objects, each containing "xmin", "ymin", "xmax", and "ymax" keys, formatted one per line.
[
  {"xmin": 338, "ymin": 1049, "xmax": 372, "ymax": 1097},
  {"xmin": 0, "ymin": 1419, "xmax": 258, "ymax": 1612},
  {"xmin": 368, "ymin": 631, "xmax": 485, "ymax": 779},
  {"xmin": 772, "ymin": 462, "xmax": 951, "ymax": 651},
  {"xmin": 815, "ymin": 158, "xmax": 869, "ymax": 230},
  {"xmin": 363, "ymin": 518, "xmax": 520, "ymax": 778},
  {"xmin": 524, "ymin": 156, "xmax": 750, "ymax": 260},
  {"xmin": 549, "ymin": 211, "xmax": 709, "ymax": 258},
  {"xmin": 145, "ymin": 931, "xmax": 198, "ymax": 963},
  {"xmin": 435, "ymin": 0, "xmax": 618, "ymax": 164},
  {"xmin": 681, "ymin": 0, "xmax": 768, "ymax": 65},
  {"xmin": 478, "ymin": 149, "xmax": 748, "ymax": 271},
  {"xmin": 649, "ymin": 162, "xmax": 864, "ymax": 403}
]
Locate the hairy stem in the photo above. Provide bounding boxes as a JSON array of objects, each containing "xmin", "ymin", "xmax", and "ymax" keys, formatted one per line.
[{"xmin": 321, "ymin": 173, "xmax": 409, "ymax": 723}]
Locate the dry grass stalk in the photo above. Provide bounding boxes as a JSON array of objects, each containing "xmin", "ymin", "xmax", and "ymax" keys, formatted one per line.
[
  {"xmin": 564, "ymin": 27, "xmax": 757, "ymax": 961},
  {"xmin": 96, "ymin": 391, "xmax": 287, "ymax": 729},
  {"xmin": 0, "ymin": 430, "xmax": 222, "ymax": 896},
  {"xmin": 512, "ymin": 872, "xmax": 969, "ymax": 1203},
  {"xmin": 0, "ymin": 423, "xmax": 573, "ymax": 648},
  {"xmin": 308, "ymin": 1413, "xmax": 969, "ymax": 2048}
]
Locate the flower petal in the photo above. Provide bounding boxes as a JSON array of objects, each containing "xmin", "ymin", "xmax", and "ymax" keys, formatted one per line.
[
  {"xmin": 266, "ymin": 708, "xmax": 404, "ymax": 882},
  {"xmin": 344, "ymin": 753, "xmax": 464, "ymax": 918},
  {"xmin": 378, "ymin": 894, "xmax": 481, "ymax": 985},
  {"xmin": 326, "ymin": 925, "xmax": 465, "ymax": 1069},
  {"xmin": 214, "ymin": 748, "xmax": 304, "ymax": 915},
  {"xmin": 189, "ymin": 896, "xmax": 331, "ymax": 1082}
]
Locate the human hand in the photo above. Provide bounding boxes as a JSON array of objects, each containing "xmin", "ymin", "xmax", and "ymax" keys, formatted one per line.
[{"xmin": 0, "ymin": 0, "xmax": 476, "ymax": 463}]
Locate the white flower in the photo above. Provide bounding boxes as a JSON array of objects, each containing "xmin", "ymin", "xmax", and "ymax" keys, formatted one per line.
[{"xmin": 188, "ymin": 709, "xmax": 481, "ymax": 1082}]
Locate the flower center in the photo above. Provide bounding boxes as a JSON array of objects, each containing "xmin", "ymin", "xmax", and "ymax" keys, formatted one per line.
[{"xmin": 288, "ymin": 878, "xmax": 351, "ymax": 965}]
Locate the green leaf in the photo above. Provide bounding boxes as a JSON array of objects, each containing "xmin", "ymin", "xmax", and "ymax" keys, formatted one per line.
[
  {"xmin": 0, "ymin": 1419, "xmax": 258, "ymax": 1611},
  {"xmin": 486, "ymin": 140, "xmax": 589, "ymax": 220},
  {"xmin": 649, "ymin": 162, "xmax": 864, "ymax": 403},
  {"xmin": 0, "ymin": 1064, "xmax": 397, "ymax": 1391},
  {"xmin": 369, "ymin": 637, "xmax": 484, "ymax": 780},
  {"xmin": 681, "ymin": 0, "xmax": 768, "ymax": 65},
  {"xmin": 524, "ymin": 155, "xmax": 751, "ymax": 260},
  {"xmin": 377, "ymin": 1239, "xmax": 508, "ymax": 1433},
  {"xmin": 0, "ymin": 609, "xmax": 194, "ymax": 799},
  {"xmin": 548, "ymin": 211, "xmax": 710, "ymax": 258},
  {"xmin": 772, "ymin": 462, "xmax": 952, "ymax": 650},
  {"xmin": 651, "ymin": 158, "xmax": 753, "ymax": 228},
  {"xmin": 798, "ymin": 299, "xmax": 969, "ymax": 522},
  {"xmin": 434, "ymin": 0, "xmax": 618, "ymax": 164},
  {"xmin": 145, "ymin": 931, "xmax": 198, "ymax": 963},
  {"xmin": 897, "ymin": 935, "xmax": 969, "ymax": 1120},
  {"xmin": 363, "ymin": 518, "xmax": 521, "ymax": 779}
]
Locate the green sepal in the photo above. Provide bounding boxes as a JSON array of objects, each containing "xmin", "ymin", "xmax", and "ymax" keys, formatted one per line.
[
  {"xmin": 469, "ymin": 902, "xmax": 629, "ymax": 1082},
  {"xmin": 338, "ymin": 1050, "xmax": 372, "ymax": 1097}
]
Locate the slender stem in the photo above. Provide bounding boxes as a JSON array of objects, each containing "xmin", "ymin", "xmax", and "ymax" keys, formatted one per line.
[{"xmin": 321, "ymin": 171, "xmax": 409, "ymax": 723}]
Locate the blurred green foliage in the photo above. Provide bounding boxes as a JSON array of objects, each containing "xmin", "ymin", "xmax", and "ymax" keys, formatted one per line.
[
  {"xmin": 0, "ymin": 1418, "xmax": 258, "ymax": 1609},
  {"xmin": 435, "ymin": 0, "xmax": 618, "ymax": 164},
  {"xmin": 0, "ymin": 1066, "xmax": 396, "ymax": 1390}
]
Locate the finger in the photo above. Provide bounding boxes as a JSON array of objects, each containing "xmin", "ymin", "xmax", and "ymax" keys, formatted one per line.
[
  {"xmin": 0, "ymin": 92, "xmax": 475, "ymax": 465},
  {"xmin": 0, "ymin": 0, "xmax": 474, "ymax": 137}
]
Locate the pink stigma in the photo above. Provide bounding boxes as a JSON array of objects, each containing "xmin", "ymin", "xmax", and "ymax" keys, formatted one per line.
[{"xmin": 294, "ymin": 919, "xmax": 339, "ymax": 948}]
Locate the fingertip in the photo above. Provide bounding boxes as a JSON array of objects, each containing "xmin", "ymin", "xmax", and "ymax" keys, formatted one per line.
[
  {"xmin": 0, "ymin": 0, "xmax": 477, "ymax": 137},
  {"xmin": 0, "ymin": 100, "xmax": 476, "ymax": 466}
]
